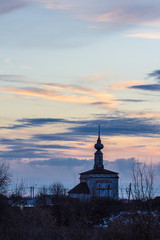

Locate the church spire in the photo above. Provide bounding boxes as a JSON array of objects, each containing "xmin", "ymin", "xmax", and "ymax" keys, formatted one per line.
[
  {"xmin": 94, "ymin": 126, "xmax": 104, "ymax": 170},
  {"xmin": 94, "ymin": 125, "xmax": 103, "ymax": 151},
  {"xmin": 98, "ymin": 125, "xmax": 100, "ymax": 139}
]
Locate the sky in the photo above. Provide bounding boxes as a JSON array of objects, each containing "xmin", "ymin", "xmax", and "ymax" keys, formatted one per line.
[{"xmin": 1, "ymin": 0, "xmax": 160, "ymax": 193}]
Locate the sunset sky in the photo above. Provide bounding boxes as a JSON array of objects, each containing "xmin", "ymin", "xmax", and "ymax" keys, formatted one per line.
[{"xmin": 1, "ymin": 0, "xmax": 160, "ymax": 192}]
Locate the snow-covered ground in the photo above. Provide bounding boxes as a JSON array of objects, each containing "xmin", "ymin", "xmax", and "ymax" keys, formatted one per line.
[{"xmin": 96, "ymin": 210, "xmax": 160, "ymax": 228}]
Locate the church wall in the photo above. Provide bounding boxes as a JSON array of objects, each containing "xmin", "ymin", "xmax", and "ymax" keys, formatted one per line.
[{"xmin": 80, "ymin": 173, "xmax": 119, "ymax": 199}]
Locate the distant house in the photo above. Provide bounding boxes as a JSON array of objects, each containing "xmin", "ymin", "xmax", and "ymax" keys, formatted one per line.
[
  {"xmin": 68, "ymin": 182, "xmax": 90, "ymax": 200},
  {"xmin": 68, "ymin": 127, "xmax": 119, "ymax": 200}
]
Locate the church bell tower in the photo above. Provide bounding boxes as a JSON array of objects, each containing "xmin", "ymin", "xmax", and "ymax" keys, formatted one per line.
[{"xmin": 94, "ymin": 126, "xmax": 104, "ymax": 170}]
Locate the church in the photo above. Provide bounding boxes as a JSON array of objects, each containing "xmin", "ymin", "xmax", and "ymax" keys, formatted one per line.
[{"xmin": 68, "ymin": 127, "xmax": 119, "ymax": 200}]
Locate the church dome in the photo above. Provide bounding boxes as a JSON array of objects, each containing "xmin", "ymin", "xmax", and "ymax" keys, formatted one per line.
[{"xmin": 94, "ymin": 139, "xmax": 104, "ymax": 150}]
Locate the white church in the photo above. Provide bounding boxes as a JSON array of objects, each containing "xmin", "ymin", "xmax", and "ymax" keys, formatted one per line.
[{"xmin": 68, "ymin": 127, "xmax": 119, "ymax": 200}]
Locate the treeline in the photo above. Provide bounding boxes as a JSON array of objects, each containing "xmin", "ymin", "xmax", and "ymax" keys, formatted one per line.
[{"xmin": 1, "ymin": 193, "xmax": 160, "ymax": 240}]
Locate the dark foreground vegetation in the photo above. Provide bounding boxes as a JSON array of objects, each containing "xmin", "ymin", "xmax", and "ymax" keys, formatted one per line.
[
  {"xmin": 1, "ymin": 194, "xmax": 160, "ymax": 240},
  {"xmin": 0, "ymin": 161, "xmax": 160, "ymax": 239}
]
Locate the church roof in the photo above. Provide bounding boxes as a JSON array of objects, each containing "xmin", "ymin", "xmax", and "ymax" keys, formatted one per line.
[
  {"xmin": 80, "ymin": 168, "xmax": 118, "ymax": 175},
  {"xmin": 68, "ymin": 182, "xmax": 90, "ymax": 194}
]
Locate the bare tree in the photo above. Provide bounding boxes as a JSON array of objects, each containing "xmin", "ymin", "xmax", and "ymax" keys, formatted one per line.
[
  {"xmin": 0, "ymin": 162, "xmax": 10, "ymax": 194},
  {"xmin": 119, "ymin": 181, "xmax": 125, "ymax": 199},
  {"xmin": 38, "ymin": 185, "xmax": 48, "ymax": 196},
  {"xmin": 131, "ymin": 161, "xmax": 154, "ymax": 201},
  {"xmin": 12, "ymin": 179, "xmax": 27, "ymax": 198},
  {"xmin": 49, "ymin": 182, "xmax": 66, "ymax": 197},
  {"xmin": 37, "ymin": 185, "xmax": 49, "ymax": 206}
]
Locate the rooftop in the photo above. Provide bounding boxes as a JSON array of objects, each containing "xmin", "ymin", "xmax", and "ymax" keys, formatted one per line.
[
  {"xmin": 80, "ymin": 168, "xmax": 118, "ymax": 175},
  {"xmin": 68, "ymin": 182, "xmax": 90, "ymax": 194}
]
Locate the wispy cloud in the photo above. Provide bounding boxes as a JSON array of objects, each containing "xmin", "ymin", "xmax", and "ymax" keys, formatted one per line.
[
  {"xmin": 35, "ymin": 0, "xmax": 160, "ymax": 29},
  {"xmin": 35, "ymin": 0, "xmax": 78, "ymax": 10},
  {"xmin": 0, "ymin": 148, "xmax": 48, "ymax": 159},
  {"xmin": 2, "ymin": 115, "xmax": 160, "ymax": 138},
  {"xmin": 117, "ymin": 99, "xmax": 145, "ymax": 103},
  {"xmin": 29, "ymin": 157, "xmax": 91, "ymax": 167},
  {"xmin": 29, "ymin": 116, "xmax": 160, "ymax": 144},
  {"xmin": 43, "ymin": 83, "xmax": 96, "ymax": 94},
  {"xmin": 2, "ymin": 86, "xmax": 96, "ymax": 103},
  {"xmin": 130, "ymin": 69, "xmax": 160, "ymax": 91},
  {"xmin": 148, "ymin": 70, "xmax": 160, "ymax": 80},
  {"xmin": 0, "ymin": 137, "xmax": 75, "ymax": 150},
  {"xmin": 0, "ymin": 118, "xmax": 72, "ymax": 129},
  {"xmin": 2, "ymin": 0, "xmax": 160, "ymax": 31},
  {"xmin": 0, "ymin": 136, "xmax": 76, "ymax": 161},
  {"xmin": 0, "ymin": 0, "xmax": 30, "ymax": 14},
  {"xmin": 2, "ymin": 82, "xmax": 120, "ymax": 108},
  {"xmin": 109, "ymin": 81, "xmax": 144, "ymax": 91},
  {"xmin": 127, "ymin": 33, "xmax": 160, "ymax": 39},
  {"xmin": 44, "ymin": 83, "xmax": 120, "ymax": 107},
  {"xmin": 85, "ymin": 9, "xmax": 160, "ymax": 27},
  {"xmin": 130, "ymin": 84, "xmax": 160, "ymax": 91},
  {"xmin": 0, "ymin": 75, "xmax": 29, "ymax": 83}
]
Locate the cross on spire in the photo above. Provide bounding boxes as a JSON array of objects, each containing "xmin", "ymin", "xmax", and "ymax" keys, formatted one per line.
[{"xmin": 98, "ymin": 125, "xmax": 100, "ymax": 139}]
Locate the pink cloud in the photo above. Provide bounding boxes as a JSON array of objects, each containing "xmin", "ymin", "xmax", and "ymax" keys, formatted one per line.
[
  {"xmin": 109, "ymin": 81, "xmax": 144, "ymax": 91},
  {"xmin": 2, "ymin": 83, "xmax": 120, "ymax": 109},
  {"xmin": 35, "ymin": 0, "xmax": 77, "ymax": 10},
  {"xmin": 2, "ymin": 0, "xmax": 160, "ymax": 29},
  {"xmin": 35, "ymin": 0, "xmax": 160, "ymax": 28},
  {"xmin": 127, "ymin": 33, "xmax": 160, "ymax": 39}
]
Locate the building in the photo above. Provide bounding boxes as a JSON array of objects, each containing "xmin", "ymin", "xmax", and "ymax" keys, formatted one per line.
[{"xmin": 68, "ymin": 127, "xmax": 119, "ymax": 200}]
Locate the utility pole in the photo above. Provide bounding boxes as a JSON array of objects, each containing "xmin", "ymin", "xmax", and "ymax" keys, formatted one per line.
[
  {"xmin": 30, "ymin": 186, "xmax": 33, "ymax": 198},
  {"xmin": 128, "ymin": 183, "xmax": 131, "ymax": 201},
  {"xmin": 30, "ymin": 185, "xmax": 36, "ymax": 198},
  {"xmin": 33, "ymin": 186, "xmax": 34, "ymax": 198}
]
